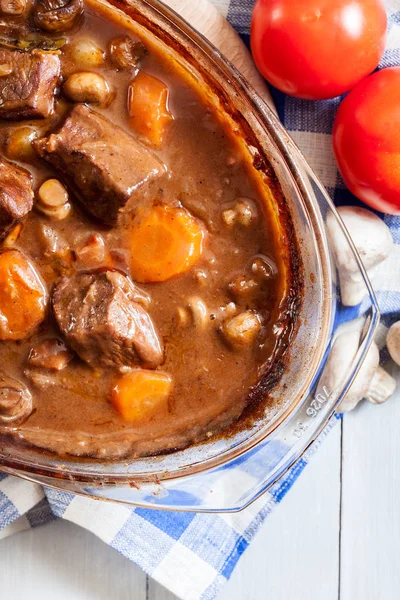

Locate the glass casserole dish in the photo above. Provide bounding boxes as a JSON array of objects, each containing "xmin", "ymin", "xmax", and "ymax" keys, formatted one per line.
[{"xmin": 0, "ymin": 0, "xmax": 379, "ymax": 512}]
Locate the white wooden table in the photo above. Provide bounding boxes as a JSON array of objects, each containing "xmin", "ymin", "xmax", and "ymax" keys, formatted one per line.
[{"xmin": 1, "ymin": 366, "xmax": 399, "ymax": 600}]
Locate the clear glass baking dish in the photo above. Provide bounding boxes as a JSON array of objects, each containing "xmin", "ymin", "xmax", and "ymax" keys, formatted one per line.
[{"xmin": 0, "ymin": 0, "xmax": 379, "ymax": 512}]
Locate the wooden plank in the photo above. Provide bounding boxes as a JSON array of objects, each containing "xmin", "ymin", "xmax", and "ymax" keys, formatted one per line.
[
  {"xmin": 148, "ymin": 423, "xmax": 342, "ymax": 600},
  {"xmin": 340, "ymin": 370, "xmax": 400, "ymax": 600},
  {"xmin": 0, "ymin": 519, "xmax": 147, "ymax": 600}
]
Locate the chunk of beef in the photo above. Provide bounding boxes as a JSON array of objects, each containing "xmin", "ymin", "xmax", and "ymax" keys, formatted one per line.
[
  {"xmin": 52, "ymin": 270, "xmax": 163, "ymax": 369},
  {"xmin": 0, "ymin": 49, "xmax": 60, "ymax": 120},
  {"xmin": 28, "ymin": 338, "xmax": 73, "ymax": 371},
  {"xmin": 0, "ymin": 157, "xmax": 34, "ymax": 239},
  {"xmin": 34, "ymin": 105, "xmax": 167, "ymax": 225}
]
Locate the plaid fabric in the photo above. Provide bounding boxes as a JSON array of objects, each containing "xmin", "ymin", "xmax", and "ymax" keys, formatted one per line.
[{"xmin": 1, "ymin": 1, "xmax": 399, "ymax": 599}]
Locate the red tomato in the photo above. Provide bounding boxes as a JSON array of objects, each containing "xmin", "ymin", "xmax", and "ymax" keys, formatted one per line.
[
  {"xmin": 251, "ymin": 0, "xmax": 387, "ymax": 100},
  {"xmin": 333, "ymin": 67, "xmax": 400, "ymax": 214}
]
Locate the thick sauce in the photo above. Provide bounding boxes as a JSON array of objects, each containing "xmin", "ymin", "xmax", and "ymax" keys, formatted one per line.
[{"xmin": 0, "ymin": 0, "xmax": 300, "ymax": 458}]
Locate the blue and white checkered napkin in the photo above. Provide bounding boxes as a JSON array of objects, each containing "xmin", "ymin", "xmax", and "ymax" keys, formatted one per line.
[{"xmin": 1, "ymin": 1, "xmax": 400, "ymax": 599}]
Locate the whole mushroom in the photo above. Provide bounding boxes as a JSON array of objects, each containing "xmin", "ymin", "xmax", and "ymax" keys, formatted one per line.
[
  {"xmin": 327, "ymin": 206, "xmax": 393, "ymax": 306},
  {"xmin": 34, "ymin": 0, "xmax": 83, "ymax": 32},
  {"xmin": 387, "ymin": 321, "xmax": 400, "ymax": 366},
  {"xmin": 63, "ymin": 72, "xmax": 111, "ymax": 106},
  {"xmin": 109, "ymin": 36, "xmax": 146, "ymax": 73},
  {"xmin": 318, "ymin": 328, "xmax": 396, "ymax": 412}
]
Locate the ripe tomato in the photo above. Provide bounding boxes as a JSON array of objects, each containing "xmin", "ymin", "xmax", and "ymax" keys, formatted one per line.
[
  {"xmin": 251, "ymin": 0, "xmax": 387, "ymax": 100},
  {"xmin": 333, "ymin": 67, "xmax": 400, "ymax": 214}
]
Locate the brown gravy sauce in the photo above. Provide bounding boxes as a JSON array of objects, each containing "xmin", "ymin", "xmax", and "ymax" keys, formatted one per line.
[{"xmin": 0, "ymin": 0, "xmax": 302, "ymax": 459}]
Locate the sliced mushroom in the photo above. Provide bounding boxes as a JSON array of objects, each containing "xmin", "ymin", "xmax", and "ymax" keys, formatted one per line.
[
  {"xmin": 34, "ymin": 0, "xmax": 83, "ymax": 32},
  {"xmin": 187, "ymin": 296, "xmax": 208, "ymax": 329},
  {"xmin": 193, "ymin": 269, "xmax": 208, "ymax": 287},
  {"xmin": 222, "ymin": 198, "xmax": 257, "ymax": 227},
  {"xmin": 236, "ymin": 199, "xmax": 257, "ymax": 226},
  {"xmin": 0, "ymin": 373, "xmax": 32, "ymax": 424},
  {"xmin": 176, "ymin": 296, "xmax": 219, "ymax": 330},
  {"xmin": 221, "ymin": 208, "xmax": 235, "ymax": 227},
  {"xmin": 36, "ymin": 179, "xmax": 71, "ymax": 220},
  {"xmin": 228, "ymin": 274, "xmax": 258, "ymax": 299},
  {"xmin": 218, "ymin": 302, "xmax": 237, "ymax": 320},
  {"xmin": 38, "ymin": 178, "xmax": 68, "ymax": 208},
  {"xmin": 221, "ymin": 310, "xmax": 261, "ymax": 348},
  {"xmin": 38, "ymin": 203, "xmax": 71, "ymax": 220}
]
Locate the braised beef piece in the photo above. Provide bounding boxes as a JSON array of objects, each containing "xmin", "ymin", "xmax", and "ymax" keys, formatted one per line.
[
  {"xmin": 28, "ymin": 338, "xmax": 73, "ymax": 371},
  {"xmin": 0, "ymin": 157, "xmax": 34, "ymax": 239},
  {"xmin": 34, "ymin": 105, "xmax": 167, "ymax": 225},
  {"xmin": 0, "ymin": 49, "xmax": 60, "ymax": 120},
  {"xmin": 52, "ymin": 270, "xmax": 163, "ymax": 369}
]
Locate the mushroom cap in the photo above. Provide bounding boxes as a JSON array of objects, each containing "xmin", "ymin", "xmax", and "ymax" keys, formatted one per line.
[
  {"xmin": 387, "ymin": 321, "xmax": 400, "ymax": 366},
  {"xmin": 327, "ymin": 206, "xmax": 393, "ymax": 307},
  {"xmin": 336, "ymin": 206, "xmax": 393, "ymax": 272}
]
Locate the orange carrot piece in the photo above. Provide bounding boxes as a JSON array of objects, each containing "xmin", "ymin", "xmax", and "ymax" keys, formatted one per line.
[
  {"xmin": 112, "ymin": 369, "xmax": 172, "ymax": 422},
  {"xmin": 128, "ymin": 71, "xmax": 173, "ymax": 147},
  {"xmin": 0, "ymin": 250, "xmax": 47, "ymax": 340},
  {"xmin": 129, "ymin": 205, "xmax": 205, "ymax": 282}
]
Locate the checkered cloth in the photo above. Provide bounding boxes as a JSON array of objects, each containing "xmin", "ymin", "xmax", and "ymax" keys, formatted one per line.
[{"xmin": 1, "ymin": 1, "xmax": 400, "ymax": 599}]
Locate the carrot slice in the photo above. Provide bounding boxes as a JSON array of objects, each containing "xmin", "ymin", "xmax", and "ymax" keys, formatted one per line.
[
  {"xmin": 128, "ymin": 71, "xmax": 173, "ymax": 147},
  {"xmin": 129, "ymin": 205, "xmax": 205, "ymax": 282},
  {"xmin": 0, "ymin": 250, "xmax": 47, "ymax": 340},
  {"xmin": 112, "ymin": 369, "xmax": 172, "ymax": 422}
]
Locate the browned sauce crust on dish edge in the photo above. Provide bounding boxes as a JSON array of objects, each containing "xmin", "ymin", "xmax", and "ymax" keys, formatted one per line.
[{"xmin": 0, "ymin": 0, "xmax": 303, "ymax": 459}]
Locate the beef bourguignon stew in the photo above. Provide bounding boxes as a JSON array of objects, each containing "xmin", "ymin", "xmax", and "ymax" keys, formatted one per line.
[{"xmin": 0, "ymin": 0, "xmax": 302, "ymax": 459}]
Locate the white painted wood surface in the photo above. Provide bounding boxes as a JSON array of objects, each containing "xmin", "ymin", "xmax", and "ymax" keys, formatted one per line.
[{"xmin": 1, "ymin": 379, "xmax": 400, "ymax": 600}]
